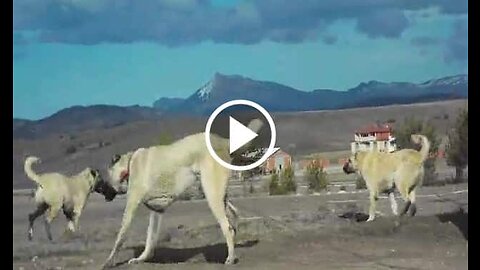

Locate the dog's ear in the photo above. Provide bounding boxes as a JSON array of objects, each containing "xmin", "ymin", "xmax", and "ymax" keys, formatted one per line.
[
  {"xmin": 111, "ymin": 154, "xmax": 121, "ymax": 165},
  {"xmin": 109, "ymin": 154, "xmax": 122, "ymax": 167},
  {"xmin": 90, "ymin": 169, "xmax": 98, "ymax": 178}
]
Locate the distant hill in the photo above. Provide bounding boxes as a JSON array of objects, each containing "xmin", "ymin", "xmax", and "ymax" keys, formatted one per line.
[
  {"xmin": 154, "ymin": 73, "xmax": 467, "ymax": 114},
  {"xmin": 14, "ymin": 105, "xmax": 162, "ymax": 139},
  {"xmin": 14, "ymin": 73, "xmax": 467, "ymax": 140}
]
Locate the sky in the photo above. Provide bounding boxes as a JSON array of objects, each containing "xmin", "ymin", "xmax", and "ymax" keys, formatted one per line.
[{"xmin": 13, "ymin": 0, "xmax": 468, "ymax": 120}]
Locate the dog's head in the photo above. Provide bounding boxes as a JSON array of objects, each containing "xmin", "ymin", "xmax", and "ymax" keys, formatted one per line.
[
  {"xmin": 89, "ymin": 169, "xmax": 117, "ymax": 202},
  {"xmin": 106, "ymin": 153, "xmax": 131, "ymax": 195},
  {"xmin": 343, "ymin": 152, "xmax": 360, "ymax": 174}
]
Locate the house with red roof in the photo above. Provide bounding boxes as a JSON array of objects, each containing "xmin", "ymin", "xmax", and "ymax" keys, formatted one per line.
[
  {"xmin": 263, "ymin": 149, "xmax": 292, "ymax": 174},
  {"xmin": 351, "ymin": 123, "xmax": 397, "ymax": 154}
]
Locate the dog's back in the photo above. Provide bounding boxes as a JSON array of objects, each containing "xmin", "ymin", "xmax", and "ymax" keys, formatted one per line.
[{"xmin": 389, "ymin": 134, "xmax": 430, "ymax": 169}]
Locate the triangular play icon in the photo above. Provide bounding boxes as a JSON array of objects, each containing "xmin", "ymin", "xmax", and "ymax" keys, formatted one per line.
[{"xmin": 229, "ymin": 116, "xmax": 258, "ymax": 154}]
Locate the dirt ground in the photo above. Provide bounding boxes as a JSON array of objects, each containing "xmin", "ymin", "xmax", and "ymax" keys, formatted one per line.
[{"xmin": 13, "ymin": 183, "xmax": 468, "ymax": 270}]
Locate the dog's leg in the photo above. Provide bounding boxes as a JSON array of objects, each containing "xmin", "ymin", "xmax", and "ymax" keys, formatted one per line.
[
  {"xmin": 102, "ymin": 195, "xmax": 141, "ymax": 269},
  {"xmin": 226, "ymin": 200, "xmax": 239, "ymax": 234},
  {"xmin": 62, "ymin": 206, "xmax": 76, "ymax": 235},
  {"xmin": 72, "ymin": 202, "xmax": 87, "ymax": 233},
  {"xmin": 398, "ymin": 183, "xmax": 414, "ymax": 216},
  {"xmin": 400, "ymin": 200, "xmax": 411, "ymax": 216},
  {"xmin": 128, "ymin": 211, "xmax": 162, "ymax": 264},
  {"xmin": 367, "ymin": 191, "xmax": 378, "ymax": 222},
  {"xmin": 201, "ymin": 166, "xmax": 236, "ymax": 265},
  {"xmin": 407, "ymin": 189, "xmax": 417, "ymax": 217},
  {"xmin": 388, "ymin": 192, "xmax": 398, "ymax": 216},
  {"xmin": 27, "ymin": 202, "xmax": 49, "ymax": 241},
  {"xmin": 43, "ymin": 205, "xmax": 61, "ymax": 241}
]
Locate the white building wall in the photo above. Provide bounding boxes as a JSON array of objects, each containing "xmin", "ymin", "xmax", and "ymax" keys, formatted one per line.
[
  {"xmin": 351, "ymin": 142, "xmax": 357, "ymax": 153},
  {"xmin": 352, "ymin": 133, "xmax": 397, "ymax": 154}
]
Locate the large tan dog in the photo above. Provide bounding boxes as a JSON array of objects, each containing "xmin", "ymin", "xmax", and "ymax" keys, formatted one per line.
[
  {"xmin": 343, "ymin": 134, "xmax": 430, "ymax": 222},
  {"xmin": 24, "ymin": 156, "xmax": 117, "ymax": 241},
  {"xmin": 101, "ymin": 119, "xmax": 263, "ymax": 269}
]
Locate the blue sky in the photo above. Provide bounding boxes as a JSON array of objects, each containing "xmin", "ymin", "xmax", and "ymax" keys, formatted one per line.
[{"xmin": 13, "ymin": 0, "xmax": 468, "ymax": 120}]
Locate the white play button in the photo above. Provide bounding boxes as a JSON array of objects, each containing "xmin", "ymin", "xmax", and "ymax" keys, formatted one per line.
[
  {"xmin": 229, "ymin": 116, "xmax": 258, "ymax": 154},
  {"xmin": 205, "ymin": 99, "xmax": 278, "ymax": 171}
]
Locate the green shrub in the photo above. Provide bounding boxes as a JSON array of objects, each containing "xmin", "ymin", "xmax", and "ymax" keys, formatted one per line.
[
  {"xmin": 269, "ymin": 172, "xmax": 282, "ymax": 195},
  {"xmin": 269, "ymin": 167, "xmax": 297, "ymax": 195},
  {"xmin": 280, "ymin": 167, "xmax": 296, "ymax": 193},
  {"xmin": 395, "ymin": 116, "xmax": 440, "ymax": 186},
  {"xmin": 306, "ymin": 162, "xmax": 328, "ymax": 192},
  {"xmin": 446, "ymin": 108, "xmax": 468, "ymax": 182}
]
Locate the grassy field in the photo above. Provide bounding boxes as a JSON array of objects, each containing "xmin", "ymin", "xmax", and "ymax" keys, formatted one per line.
[
  {"xmin": 301, "ymin": 150, "xmax": 351, "ymax": 160},
  {"xmin": 14, "ymin": 100, "xmax": 467, "ymax": 189}
]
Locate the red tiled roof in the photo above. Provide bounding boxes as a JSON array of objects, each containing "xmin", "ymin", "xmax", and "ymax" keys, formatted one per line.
[
  {"xmin": 268, "ymin": 149, "xmax": 290, "ymax": 159},
  {"xmin": 355, "ymin": 123, "xmax": 392, "ymax": 134}
]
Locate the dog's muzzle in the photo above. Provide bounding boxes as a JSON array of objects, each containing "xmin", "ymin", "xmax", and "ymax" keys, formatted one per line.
[
  {"xmin": 343, "ymin": 162, "xmax": 355, "ymax": 174},
  {"xmin": 94, "ymin": 180, "xmax": 118, "ymax": 202}
]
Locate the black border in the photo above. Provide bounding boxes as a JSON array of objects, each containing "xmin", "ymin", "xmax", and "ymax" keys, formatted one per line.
[
  {"xmin": 9, "ymin": 0, "xmax": 15, "ymax": 266},
  {"xmin": 10, "ymin": 0, "xmax": 472, "ymax": 268},
  {"xmin": 466, "ymin": 3, "xmax": 474, "ymax": 267}
]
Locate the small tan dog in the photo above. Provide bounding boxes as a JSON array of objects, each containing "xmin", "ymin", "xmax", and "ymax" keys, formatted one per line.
[
  {"xmin": 100, "ymin": 119, "xmax": 263, "ymax": 269},
  {"xmin": 24, "ymin": 156, "xmax": 117, "ymax": 241},
  {"xmin": 343, "ymin": 134, "xmax": 430, "ymax": 221}
]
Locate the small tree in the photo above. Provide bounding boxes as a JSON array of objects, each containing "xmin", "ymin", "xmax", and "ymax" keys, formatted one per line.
[
  {"xmin": 269, "ymin": 172, "xmax": 282, "ymax": 195},
  {"xmin": 157, "ymin": 131, "xmax": 174, "ymax": 145},
  {"xmin": 268, "ymin": 167, "xmax": 297, "ymax": 195},
  {"xmin": 446, "ymin": 108, "xmax": 468, "ymax": 182},
  {"xmin": 280, "ymin": 167, "xmax": 296, "ymax": 193},
  {"xmin": 395, "ymin": 117, "xmax": 440, "ymax": 186},
  {"xmin": 306, "ymin": 162, "xmax": 328, "ymax": 192}
]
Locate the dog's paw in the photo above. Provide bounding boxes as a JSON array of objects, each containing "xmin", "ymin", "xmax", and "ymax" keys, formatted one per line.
[
  {"xmin": 60, "ymin": 230, "xmax": 74, "ymax": 241},
  {"xmin": 224, "ymin": 256, "xmax": 238, "ymax": 265},
  {"xmin": 100, "ymin": 261, "xmax": 114, "ymax": 270},
  {"xmin": 27, "ymin": 229, "xmax": 33, "ymax": 241},
  {"xmin": 366, "ymin": 217, "xmax": 375, "ymax": 222},
  {"xmin": 128, "ymin": 257, "xmax": 146, "ymax": 265}
]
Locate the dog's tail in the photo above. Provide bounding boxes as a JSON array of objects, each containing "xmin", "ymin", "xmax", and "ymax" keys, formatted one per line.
[
  {"xmin": 411, "ymin": 134, "xmax": 430, "ymax": 162},
  {"xmin": 244, "ymin": 118, "xmax": 264, "ymax": 150},
  {"xmin": 24, "ymin": 156, "xmax": 43, "ymax": 187},
  {"xmin": 247, "ymin": 118, "xmax": 264, "ymax": 134}
]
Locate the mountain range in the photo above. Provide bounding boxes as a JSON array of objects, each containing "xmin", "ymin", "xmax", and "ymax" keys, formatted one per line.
[{"xmin": 14, "ymin": 73, "xmax": 468, "ymax": 139}]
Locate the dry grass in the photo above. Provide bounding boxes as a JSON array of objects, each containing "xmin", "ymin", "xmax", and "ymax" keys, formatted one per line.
[{"xmin": 13, "ymin": 100, "xmax": 467, "ymax": 189}]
